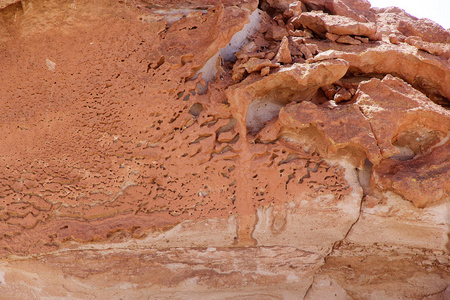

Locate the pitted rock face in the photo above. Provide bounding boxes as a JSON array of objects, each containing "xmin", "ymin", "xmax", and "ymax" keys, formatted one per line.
[{"xmin": 0, "ymin": 0, "xmax": 449, "ymax": 298}]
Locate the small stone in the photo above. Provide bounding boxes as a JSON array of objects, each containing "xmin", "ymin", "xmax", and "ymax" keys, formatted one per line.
[
  {"xmin": 289, "ymin": 44, "xmax": 303, "ymax": 56},
  {"xmin": 283, "ymin": 8, "xmax": 294, "ymax": 19},
  {"xmin": 368, "ymin": 28, "xmax": 382, "ymax": 41},
  {"xmin": 304, "ymin": 29, "xmax": 315, "ymax": 38},
  {"xmin": 275, "ymin": 36, "xmax": 292, "ymax": 64},
  {"xmin": 198, "ymin": 190, "xmax": 209, "ymax": 197},
  {"xmin": 292, "ymin": 56, "xmax": 306, "ymax": 64},
  {"xmin": 299, "ymin": 44, "xmax": 313, "ymax": 59},
  {"xmin": 288, "ymin": 1, "xmax": 304, "ymax": 17},
  {"xmin": 265, "ymin": 52, "xmax": 276, "ymax": 60},
  {"xmin": 389, "ymin": 34, "xmax": 399, "ymax": 44},
  {"xmin": 305, "ymin": 43, "xmax": 318, "ymax": 55},
  {"xmin": 242, "ymin": 57, "xmax": 280, "ymax": 73},
  {"xmin": 261, "ymin": 66, "xmax": 270, "ymax": 76},
  {"xmin": 405, "ymin": 35, "xmax": 422, "ymax": 44},
  {"xmin": 234, "ymin": 41, "xmax": 258, "ymax": 59},
  {"xmin": 326, "ymin": 32, "xmax": 340, "ymax": 42},
  {"xmin": 291, "ymin": 37, "xmax": 305, "ymax": 45},
  {"xmin": 46, "ymin": 58, "xmax": 56, "ymax": 72},
  {"xmin": 336, "ymin": 35, "xmax": 362, "ymax": 45},
  {"xmin": 273, "ymin": 14, "xmax": 285, "ymax": 27},
  {"xmin": 354, "ymin": 36, "xmax": 369, "ymax": 43},
  {"xmin": 265, "ymin": 26, "xmax": 289, "ymax": 41},
  {"xmin": 285, "ymin": 22, "xmax": 294, "ymax": 33},
  {"xmin": 398, "ymin": 18, "xmax": 450, "ymax": 44},
  {"xmin": 334, "ymin": 88, "xmax": 353, "ymax": 103},
  {"xmin": 290, "ymin": 16, "xmax": 302, "ymax": 29},
  {"xmin": 290, "ymin": 30, "xmax": 307, "ymax": 37},
  {"xmin": 231, "ymin": 63, "xmax": 246, "ymax": 82},
  {"xmin": 405, "ymin": 35, "xmax": 449, "ymax": 58},
  {"xmin": 298, "ymin": 11, "xmax": 377, "ymax": 38},
  {"xmin": 321, "ymin": 85, "xmax": 338, "ymax": 99}
]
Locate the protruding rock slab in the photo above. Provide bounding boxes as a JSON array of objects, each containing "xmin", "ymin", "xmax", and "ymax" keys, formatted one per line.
[
  {"xmin": 279, "ymin": 101, "xmax": 380, "ymax": 166},
  {"xmin": 405, "ymin": 36, "xmax": 450, "ymax": 59},
  {"xmin": 278, "ymin": 75, "xmax": 449, "ymax": 168},
  {"xmin": 354, "ymin": 75, "xmax": 449, "ymax": 160},
  {"xmin": 398, "ymin": 19, "xmax": 450, "ymax": 44},
  {"xmin": 311, "ymin": 44, "xmax": 450, "ymax": 101},
  {"xmin": 372, "ymin": 141, "xmax": 450, "ymax": 208},
  {"xmin": 226, "ymin": 59, "xmax": 349, "ymax": 134},
  {"xmin": 300, "ymin": 0, "xmax": 375, "ymax": 22},
  {"xmin": 297, "ymin": 11, "xmax": 377, "ymax": 39}
]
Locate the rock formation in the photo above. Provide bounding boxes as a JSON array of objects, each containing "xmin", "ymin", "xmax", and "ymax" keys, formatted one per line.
[{"xmin": 0, "ymin": 0, "xmax": 448, "ymax": 298}]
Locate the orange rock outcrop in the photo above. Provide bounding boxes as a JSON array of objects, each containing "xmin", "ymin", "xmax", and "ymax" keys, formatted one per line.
[{"xmin": 0, "ymin": 0, "xmax": 448, "ymax": 298}]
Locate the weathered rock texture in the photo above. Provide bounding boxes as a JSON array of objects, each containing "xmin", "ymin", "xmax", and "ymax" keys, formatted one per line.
[{"xmin": 0, "ymin": 0, "xmax": 449, "ymax": 298}]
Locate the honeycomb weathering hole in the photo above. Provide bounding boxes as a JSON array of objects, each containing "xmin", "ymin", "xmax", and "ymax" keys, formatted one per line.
[
  {"xmin": 188, "ymin": 102, "xmax": 203, "ymax": 117},
  {"xmin": 246, "ymin": 99, "xmax": 284, "ymax": 133},
  {"xmin": 392, "ymin": 127, "xmax": 446, "ymax": 159}
]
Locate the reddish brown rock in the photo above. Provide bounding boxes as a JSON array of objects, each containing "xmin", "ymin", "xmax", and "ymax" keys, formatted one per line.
[
  {"xmin": 354, "ymin": 75, "xmax": 449, "ymax": 160},
  {"xmin": 242, "ymin": 57, "xmax": 280, "ymax": 73},
  {"xmin": 275, "ymin": 74, "xmax": 449, "ymax": 169},
  {"xmin": 405, "ymin": 35, "xmax": 450, "ymax": 59},
  {"xmin": 300, "ymin": 0, "xmax": 375, "ymax": 22},
  {"xmin": 311, "ymin": 44, "xmax": 450, "ymax": 102},
  {"xmin": 326, "ymin": 32, "xmax": 340, "ymax": 42},
  {"xmin": 265, "ymin": 25, "xmax": 288, "ymax": 41},
  {"xmin": 283, "ymin": 1, "xmax": 305, "ymax": 18},
  {"xmin": 234, "ymin": 41, "xmax": 259, "ymax": 59},
  {"xmin": 398, "ymin": 18, "xmax": 450, "ymax": 44},
  {"xmin": 354, "ymin": 36, "xmax": 369, "ymax": 43},
  {"xmin": 389, "ymin": 34, "xmax": 400, "ymax": 44},
  {"xmin": 260, "ymin": 66, "xmax": 271, "ymax": 76},
  {"xmin": 279, "ymin": 100, "xmax": 380, "ymax": 167},
  {"xmin": 232, "ymin": 58, "xmax": 280, "ymax": 81},
  {"xmin": 336, "ymin": 35, "xmax": 361, "ymax": 45},
  {"xmin": 226, "ymin": 59, "xmax": 349, "ymax": 134},
  {"xmin": 321, "ymin": 84, "xmax": 338, "ymax": 99},
  {"xmin": 372, "ymin": 141, "xmax": 450, "ymax": 208},
  {"xmin": 305, "ymin": 43, "xmax": 319, "ymax": 55},
  {"xmin": 333, "ymin": 87, "xmax": 352, "ymax": 102},
  {"xmin": 0, "ymin": 0, "xmax": 449, "ymax": 298},
  {"xmin": 298, "ymin": 43, "xmax": 313, "ymax": 59},
  {"xmin": 275, "ymin": 36, "xmax": 292, "ymax": 64},
  {"xmin": 326, "ymin": 0, "xmax": 375, "ymax": 23},
  {"xmin": 298, "ymin": 11, "xmax": 377, "ymax": 39}
]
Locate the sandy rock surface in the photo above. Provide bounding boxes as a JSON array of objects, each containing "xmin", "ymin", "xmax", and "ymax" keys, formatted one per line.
[{"xmin": 0, "ymin": 0, "xmax": 449, "ymax": 298}]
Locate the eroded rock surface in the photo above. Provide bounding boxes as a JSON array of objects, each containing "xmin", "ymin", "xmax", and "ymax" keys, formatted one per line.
[
  {"xmin": 0, "ymin": 0, "xmax": 449, "ymax": 298},
  {"xmin": 372, "ymin": 141, "xmax": 450, "ymax": 208},
  {"xmin": 297, "ymin": 11, "xmax": 378, "ymax": 39}
]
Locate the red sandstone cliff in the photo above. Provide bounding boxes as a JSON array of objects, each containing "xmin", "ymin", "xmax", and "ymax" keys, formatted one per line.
[{"xmin": 0, "ymin": 0, "xmax": 449, "ymax": 298}]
